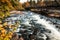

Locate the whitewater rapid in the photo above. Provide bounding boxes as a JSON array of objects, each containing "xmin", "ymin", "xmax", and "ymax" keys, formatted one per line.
[
  {"xmin": 31, "ymin": 14, "xmax": 60, "ymax": 40},
  {"xmin": 6, "ymin": 11, "xmax": 60, "ymax": 40}
]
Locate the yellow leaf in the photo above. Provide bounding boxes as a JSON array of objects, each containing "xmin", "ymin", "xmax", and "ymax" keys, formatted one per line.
[
  {"xmin": 3, "ymin": 22, "xmax": 8, "ymax": 26},
  {"xmin": 4, "ymin": 37, "xmax": 10, "ymax": 40}
]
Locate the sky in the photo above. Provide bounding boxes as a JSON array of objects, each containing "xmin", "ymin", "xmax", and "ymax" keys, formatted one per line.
[
  {"xmin": 19, "ymin": 0, "xmax": 55, "ymax": 3},
  {"xmin": 20, "ymin": 0, "xmax": 27, "ymax": 3},
  {"xmin": 20, "ymin": 0, "xmax": 38, "ymax": 3}
]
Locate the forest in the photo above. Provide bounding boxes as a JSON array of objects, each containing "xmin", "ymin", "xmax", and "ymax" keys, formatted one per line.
[{"xmin": 0, "ymin": 0, "xmax": 22, "ymax": 40}]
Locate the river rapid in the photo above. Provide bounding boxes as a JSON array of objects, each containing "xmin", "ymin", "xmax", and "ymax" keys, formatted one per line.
[{"xmin": 5, "ymin": 11, "xmax": 60, "ymax": 40}]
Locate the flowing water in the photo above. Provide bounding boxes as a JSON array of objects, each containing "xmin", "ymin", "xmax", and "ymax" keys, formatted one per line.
[{"xmin": 5, "ymin": 11, "xmax": 60, "ymax": 40}]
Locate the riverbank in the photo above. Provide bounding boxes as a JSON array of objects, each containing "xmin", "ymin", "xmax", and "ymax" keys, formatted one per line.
[{"xmin": 33, "ymin": 11, "xmax": 60, "ymax": 19}]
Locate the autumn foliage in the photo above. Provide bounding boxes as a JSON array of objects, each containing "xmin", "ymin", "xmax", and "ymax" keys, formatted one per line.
[
  {"xmin": 0, "ymin": 21, "xmax": 19, "ymax": 40},
  {"xmin": 0, "ymin": 0, "xmax": 21, "ymax": 40},
  {"xmin": 0, "ymin": 0, "xmax": 24, "ymax": 19},
  {"xmin": 24, "ymin": 2, "xmax": 30, "ymax": 7}
]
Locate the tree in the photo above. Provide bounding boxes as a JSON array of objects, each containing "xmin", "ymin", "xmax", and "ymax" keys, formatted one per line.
[
  {"xmin": 25, "ymin": 2, "xmax": 30, "ymax": 7},
  {"xmin": 37, "ymin": 0, "xmax": 46, "ymax": 6},
  {"xmin": 0, "ymin": 1, "xmax": 21, "ymax": 40},
  {"xmin": 55, "ymin": 0, "xmax": 60, "ymax": 5},
  {"xmin": 0, "ymin": 0, "xmax": 24, "ymax": 19}
]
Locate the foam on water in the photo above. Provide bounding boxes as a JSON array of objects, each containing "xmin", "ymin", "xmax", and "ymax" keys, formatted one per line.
[
  {"xmin": 6, "ymin": 11, "xmax": 60, "ymax": 40},
  {"xmin": 32, "ymin": 14, "xmax": 60, "ymax": 40}
]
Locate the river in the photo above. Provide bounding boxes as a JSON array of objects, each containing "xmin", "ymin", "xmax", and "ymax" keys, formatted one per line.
[{"xmin": 5, "ymin": 11, "xmax": 60, "ymax": 40}]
